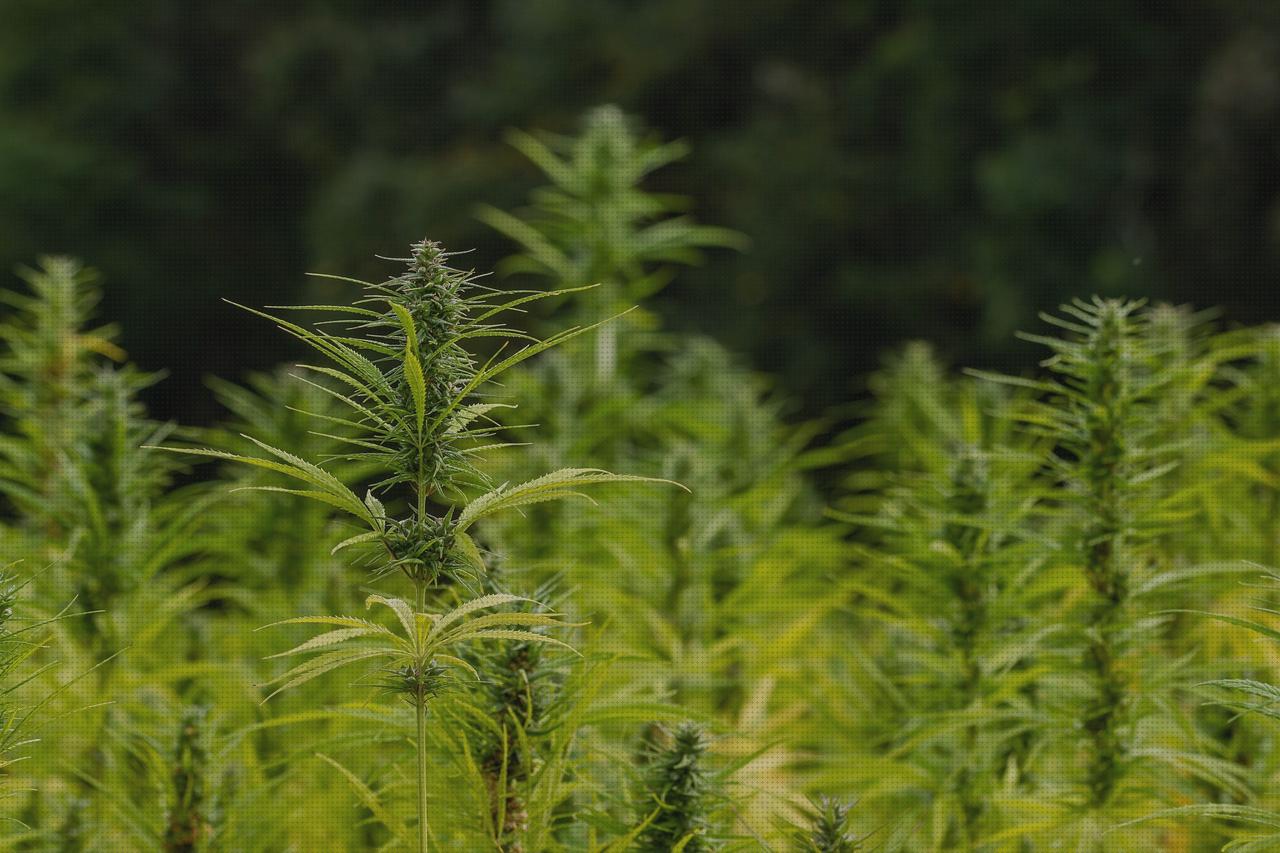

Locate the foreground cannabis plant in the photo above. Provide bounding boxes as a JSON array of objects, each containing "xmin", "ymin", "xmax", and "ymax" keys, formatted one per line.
[{"xmin": 160, "ymin": 238, "xmax": 674, "ymax": 850}]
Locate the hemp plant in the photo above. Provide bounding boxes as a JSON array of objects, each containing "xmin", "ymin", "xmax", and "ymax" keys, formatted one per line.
[
  {"xmin": 821, "ymin": 343, "xmax": 1051, "ymax": 848},
  {"xmin": 0, "ymin": 567, "xmax": 72, "ymax": 819},
  {"xmin": 785, "ymin": 797, "xmax": 865, "ymax": 852},
  {"xmin": 0, "ymin": 258, "xmax": 123, "ymax": 482},
  {"xmin": 978, "ymin": 298, "xmax": 1242, "ymax": 848},
  {"xmin": 479, "ymin": 106, "xmax": 840, "ymax": 753},
  {"xmin": 1149, "ymin": 569, "xmax": 1280, "ymax": 849},
  {"xmin": 158, "ymin": 238, "xmax": 675, "ymax": 850},
  {"xmin": 477, "ymin": 103, "xmax": 745, "ymax": 381},
  {"xmin": 632, "ymin": 722, "xmax": 728, "ymax": 852},
  {"xmin": 0, "ymin": 257, "xmax": 221, "ymax": 665}
]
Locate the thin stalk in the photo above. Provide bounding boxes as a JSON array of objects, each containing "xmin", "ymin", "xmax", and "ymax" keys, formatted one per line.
[
  {"xmin": 417, "ymin": 697, "xmax": 430, "ymax": 853},
  {"xmin": 415, "ymin": 568, "xmax": 429, "ymax": 852}
]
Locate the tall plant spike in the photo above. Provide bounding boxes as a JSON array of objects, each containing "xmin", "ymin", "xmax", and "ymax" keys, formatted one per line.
[
  {"xmin": 787, "ymin": 797, "xmax": 865, "ymax": 852},
  {"xmin": 971, "ymin": 297, "xmax": 1239, "ymax": 848},
  {"xmin": 155, "ymin": 238, "xmax": 679, "ymax": 851},
  {"xmin": 636, "ymin": 722, "xmax": 718, "ymax": 852},
  {"xmin": 478, "ymin": 104, "xmax": 746, "ymax": 380}
]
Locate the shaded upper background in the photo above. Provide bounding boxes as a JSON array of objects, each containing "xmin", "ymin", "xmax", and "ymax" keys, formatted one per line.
[{"xmin": 2, "ymin": 0, "xmax": 1279, "ymax": 423}]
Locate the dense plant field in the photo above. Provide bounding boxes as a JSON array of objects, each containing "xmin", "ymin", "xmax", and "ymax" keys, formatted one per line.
[{"xmin": 5, "ymin": 108, "xmax": 1280, "ymax": 851}]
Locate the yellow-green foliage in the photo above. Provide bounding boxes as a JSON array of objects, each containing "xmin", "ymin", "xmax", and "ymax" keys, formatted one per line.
[{"xmin": 7, "ymin": 111, "xmax": 1280, "ymax": 853}]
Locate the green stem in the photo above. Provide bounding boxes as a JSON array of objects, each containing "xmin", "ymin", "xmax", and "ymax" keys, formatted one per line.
[
  {"xmin": 416, "ymin": 698, "xmax": 429, "ymax": 853},
  {"xmin": 413, "ymin": 573, "xmax": 429, "ymax": 852}
]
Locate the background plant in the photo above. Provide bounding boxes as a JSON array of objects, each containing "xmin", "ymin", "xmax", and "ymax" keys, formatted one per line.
[
  {"xmin": 477, "ymin": 106, "xmax": 848, "ymax": 839},
  {"xmin": 815, "ymin": 343, "xmax": 1052, "ymax": 849}
]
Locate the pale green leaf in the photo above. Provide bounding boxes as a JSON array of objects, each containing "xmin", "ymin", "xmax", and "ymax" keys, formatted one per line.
[
  {"xmin": 403, "ymin": 343, "xmax": 426, "ymax": 435},
  {"xmin": 316, "ymin": 753, "xmax": 407, "ymax": 840},
  {"xmin": 366, "ymin": 594, "xmax": 417, "ymax": 641},
  {"xmin": 427, "ymin": 593, "xmax": 526, "ymax": 640}
]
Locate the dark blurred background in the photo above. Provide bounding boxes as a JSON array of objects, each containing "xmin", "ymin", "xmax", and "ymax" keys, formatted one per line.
[{"xmin": 3, "ymin": 0, "xmax": 1280, "ymax": 422}]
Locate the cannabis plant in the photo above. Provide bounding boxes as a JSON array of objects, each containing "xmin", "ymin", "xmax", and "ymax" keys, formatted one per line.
[
  {"xmin": 477, "ymin": 103, "xmax": 745, "ymax": 380},
  {"xmin": 0, "ymin": 566, "xmax": 76, "ymax": 836},
  {"xmin": 438, "ymin": 575, "xmax": 573, "ymax": 851},
  {"xmin": 630, "ymin": 722, "xmax": 734, "ymax": 852},
  {"xmin": 975, "ymin": 298, "xmax": 1243, "ymax": 849},
  {"xmin": 786, "ymin": 797, "xmax": 865, "ymax": 852},
  {"xmin": 818, "ymin": 342, "xmax": 1051, "ymax": 849},
  {"xmin": 0, "ymin": 258, "xmax": 122, "ymax": 478},
  {"xmin": 74, "ymin": 694, "xmax": 330, "ymax": 852},
  {"xmin": 1163, "ymin": 570, "xmax": 1280, "ymax": 850},
  {"xmin": 161, "ymin": 238, "xmax": 674, "ymax": 850},
  {"xmin": 816, "ymin": 306, "xmax": 1257, "ymax": 850},
  {"xmin": 479, "ymin": 109, "xmax": 845, "ymax": 840},
  {"xmin": 0, "ymin": 258, "xmax": 257, "ymax": 846},
  {"xmin": 0, "ymin": 257, "xmax": 222, "ymax": 659}
]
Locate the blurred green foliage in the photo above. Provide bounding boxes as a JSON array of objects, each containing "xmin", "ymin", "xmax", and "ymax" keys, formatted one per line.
[{"xmin": 4, "ymin": 1, "xmax": 1280, "ymax": 419}]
